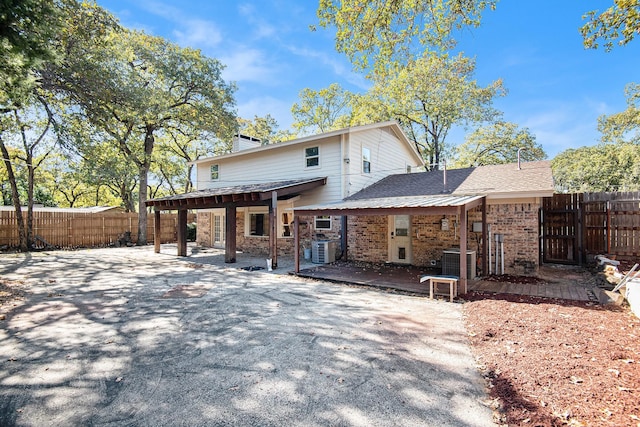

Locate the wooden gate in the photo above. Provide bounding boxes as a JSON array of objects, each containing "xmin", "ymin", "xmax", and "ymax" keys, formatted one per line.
[
  {"xmin": 541, "ymin": 194, "xmax": 581, "ymax": 264},
  {"xmin": 541, "ymin": 192, "xmax": 640, "ymax": 264}
]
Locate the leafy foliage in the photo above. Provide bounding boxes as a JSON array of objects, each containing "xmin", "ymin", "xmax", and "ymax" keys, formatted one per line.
[
  {"xmin": 237, "ymin": 114, "xmax": 294, "ymax": 144},
  {"xmin": 369, "ymin": 53, "xmax": 505, "ymax": 168},
  {"xmin": 316, "ymin": 0, "xmax": 497, "ymax": 72},
  {"xmin": 598, "ymin": 83, "xmax": 640, "ymax": 144},
  {"xmin": 0, "ymin": 0, "xmax": 63, "ymax": 109},
  {"xmin": 291, "ymin": 84, "xmax": 355, "ymax": 135},
  {"xmin": 552, "ymin": 142, "xmax": 640, "ymax": 192},
  {"xmin": 453, "ymin": 122, "xmax": 547, "ymax": 167},
  {"xmin": 581, "ymin": 0, "xmax": 640, "ymax": 51}
]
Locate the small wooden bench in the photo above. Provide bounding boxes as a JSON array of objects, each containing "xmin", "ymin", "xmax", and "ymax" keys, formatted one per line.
[{"xmin": 420, "ymin": 275, "xmax": 459, "ymax": 302}]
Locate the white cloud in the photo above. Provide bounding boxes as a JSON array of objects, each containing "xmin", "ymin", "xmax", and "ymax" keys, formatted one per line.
[
  {"xmin": 237, "ymin": 3, "xmax": 277, "ymax": 39},
  {"xmin": 514, "ymin": 105, "xmax": 601, "ymax": 157},
  {"xmin": 134, "ymin": 0, "xmax": 223, "ymax": 49},
  {"xmin": 286, "ymin": 45, "xmax": 369, "ymax": 90},
  {"xmin": 237, "ymin": 96, "xmax": 294, "ymax": 129},
  {"xmin": 172, "ymin": 19, "xmax": 222, "ymax": 49},
  {"xmin": 219, "ymin": 48, "xmax": 279, "ymax": 84}
]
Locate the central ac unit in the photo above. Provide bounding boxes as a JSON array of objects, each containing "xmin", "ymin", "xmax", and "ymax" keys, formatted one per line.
[
  {"xmin": 312, "ymin": 240, "xmax": 337, "ymax": 264},
  {"xmin": 442, "ymin": 249, "xmax": 476, "ymax": 279}
]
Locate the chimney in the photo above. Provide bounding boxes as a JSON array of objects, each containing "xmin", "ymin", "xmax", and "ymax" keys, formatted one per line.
[{"xmin": 232, "ymin": 133, "xmax": 261, "ymax": 152}]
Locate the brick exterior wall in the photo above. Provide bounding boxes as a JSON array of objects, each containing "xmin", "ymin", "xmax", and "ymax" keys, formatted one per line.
[
  {"xmin": 412, "ymin": 214, "xmax": 468, "ymax": 268},
  {"xmin": 196, "ymin": 212, "xmax": 211, "ymax": 247},
  {"xmin": 346, "ymin": 202, "xmax": 541, "ymax": 276},
  {"xmin": 196, "ymin": 202, "xmax": 541, "ymax": 276},
  {"xmin": 346, "ymin": 216, "xmax": 388, "ymax": 263},
  {"xmin": 484, "ymin": 203, "xmax": 540, "ymax": 276},
  {"xmin": 197, "ymin": 212, "xmax": 325, "ymax": 259}
]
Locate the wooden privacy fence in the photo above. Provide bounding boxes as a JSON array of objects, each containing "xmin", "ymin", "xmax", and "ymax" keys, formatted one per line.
[
  {"xmin": 0, "ymin": 210, "xmax": 196, "ymax": 249},
  {"xmin": 541, "ymin": 192, "xmax": 640, "ymax": 264}
]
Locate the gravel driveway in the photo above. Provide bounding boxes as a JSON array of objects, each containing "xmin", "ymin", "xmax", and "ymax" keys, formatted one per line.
[{"xmin": 0, "ymin": 246, "xmax": 494, "ymax": 426}]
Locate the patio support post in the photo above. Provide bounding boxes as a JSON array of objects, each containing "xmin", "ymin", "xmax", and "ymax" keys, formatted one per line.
[
  {"xmin": 341, "ymin": 216, "xmax": 348, "ymax": 261},
  {"xmin": 154, "ymin": 209, "xmax": 161, "ymax": 253},
  {"xmin": 225, "ymin": 205, "xmax": 236, "ymax": 263},
  {"xmin": 294, "ymin": 215, "xmax": 300, "ymax": 272},
  {"xmin": 481, "ymin": 197, "xmax": 487, "ymax": 276},
  {"xmin": 269, "ymin": 191, "xmax": 278, "ymax": 269},
  {"xmin": 177, "ymin": 208, "xmax": 188, "ymax": 257},
  {"xmin": 459, "ymin": 207, "xmax": 468, "ymax": 294}
]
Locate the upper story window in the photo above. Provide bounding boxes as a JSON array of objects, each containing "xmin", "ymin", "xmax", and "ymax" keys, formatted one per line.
[
  {"xmin": 362, "ymin": 147, "xmax": 371, "ymax": 173},
  {"xmin": 210, "ymin": 164, "xmax": 219, "ymax": 180},
  {"xmin": 305, "ymin": 146, "xmax": 320, "ymax": 168}
]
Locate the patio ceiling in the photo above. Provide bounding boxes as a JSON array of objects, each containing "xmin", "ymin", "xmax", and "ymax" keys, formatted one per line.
[
  {"xmin": 294, "ymin": 194, "xmax": 485, "ymax": 216},
  {"xmin": 146, "ymin": 177, "xmax": 327, "ymax": 210}
]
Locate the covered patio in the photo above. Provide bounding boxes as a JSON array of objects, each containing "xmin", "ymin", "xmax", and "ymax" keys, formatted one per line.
[
  {"xmin": 292, "ymin": 194, "xmax": 488, "ymax": 294},
  {"xmin": 145, "ymin": 177, "xmax": 327, "ymax": 267}
]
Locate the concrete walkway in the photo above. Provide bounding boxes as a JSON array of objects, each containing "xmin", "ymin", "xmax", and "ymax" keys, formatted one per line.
[{"xmin": 0, "ymin": 245, "xmax": 495, "ymax": 426}]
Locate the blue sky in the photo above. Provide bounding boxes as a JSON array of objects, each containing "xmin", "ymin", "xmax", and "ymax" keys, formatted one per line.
[{"xmin": 97, "ymin": 0, "xmax": 639, "ymax": 159}]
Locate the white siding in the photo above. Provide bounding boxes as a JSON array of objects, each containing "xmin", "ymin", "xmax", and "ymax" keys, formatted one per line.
[
  {"xmin": 196, "ymin": 136, "xmax": 343, "ymax": 205},
  {"xmin": 346, "ymin": 127, "xmax": 422, "ymax": 197},
  {"xmin": 194, "ymin": 122, "xmax": 423, "ymax": 206}
]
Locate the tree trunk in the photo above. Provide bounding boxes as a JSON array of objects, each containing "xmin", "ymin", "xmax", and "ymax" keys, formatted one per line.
[
  {"xmin": 136, "ymin": 128, "xmax": 155, "ymax": 245},
  {"xmin": 137, "ymin": 163, "xmax": 148, "ymax": 245},
  {"xmin": 0, "ymin": 138, "xmax": 28, "ymax": 251},
  {"xmin": 26, "ymin": 152, "xmax": 34, "ymax": 249}
]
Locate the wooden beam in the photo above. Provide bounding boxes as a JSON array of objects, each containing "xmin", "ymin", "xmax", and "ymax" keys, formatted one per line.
[
  {"xmin": 294, "ymin": 215, "xmax": 300, "ymax": 273},
  {"xmin": 269, "ymin": 191, "xmax": 278, "ymax": 268},
  {"xmin": 481, "ymin": 197, "xmax": 487, "ymax": 276},
  {"xmin": 459, "ymin": 207, "xmax": 468, "ymax": 294},
  {"xmin": 177, "ymin": 209, "xmax": 188, "ymax": 257},
  {"xmin": 154, "ymin": 209, "xmax": 161, "ymax": 253},
  {"xmin": 341, "ymin": 215, "xmax": 348, "ymax": 261},
  {"xmin": 225, "ymin": 205, "xmax": 237, "ymax": 263},
  {"xmin": 153, "ymin": 209, "xmax": 161, "ymax": 254}
]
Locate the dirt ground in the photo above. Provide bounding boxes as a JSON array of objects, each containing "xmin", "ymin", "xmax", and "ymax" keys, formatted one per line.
[
  {"xmin": 2, "ymin": 251, "xmax": 639, "ymax": 426},
  {"xmin": 464, "ymin": 292, "xmax": 640, "ymax": 426}
]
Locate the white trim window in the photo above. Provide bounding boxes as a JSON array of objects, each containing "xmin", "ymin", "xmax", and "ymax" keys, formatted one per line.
[
  {"xmin": 362, "ymin": 147, "xmax": 371, "ymax": 174},
  {"xmin": 281, "ymin": 211, "xmax": 294, "ymax": 237},
  {"xmin": 305, "ymin": 146, "xmax": 320, "ymax": 168},
  {"xmin": 210, "ymin": 164, "xmax": 219, "ymax": 180},
  {"xmin": 314, "ymin": 215, "xmax": 332, "ymax": 230},
  {"xmin": 246, "ymin": 207, "xmax": 269, "ymax": 237}
]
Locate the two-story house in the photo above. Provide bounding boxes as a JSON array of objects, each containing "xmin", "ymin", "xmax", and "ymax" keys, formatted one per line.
[{"xmin": 146, "ymin": 121, "xmax": 424, "ymax": 266}]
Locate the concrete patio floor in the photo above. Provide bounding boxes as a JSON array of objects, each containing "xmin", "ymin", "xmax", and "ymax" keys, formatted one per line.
[
  {"xmin": 293, "ymin": 260, "xmax": 599, "ymax": 303},
  {"xmin": 171, "ymin": 245, "xmax": 600, "ymax": 302}
]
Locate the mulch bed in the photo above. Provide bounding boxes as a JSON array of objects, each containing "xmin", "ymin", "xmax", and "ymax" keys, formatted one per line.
[{"xmin": 463, "ymin": 292, "xmax": 640, "ymax": 426}]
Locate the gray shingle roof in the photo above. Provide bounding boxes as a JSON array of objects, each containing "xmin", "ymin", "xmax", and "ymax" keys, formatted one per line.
[
  {"xmin": 346, "ymin": 167, "xmax": 474, "ymax": 200},
  {"xmin": 346, "ymin": 160, "xmax": 553, "ymax": 200}
]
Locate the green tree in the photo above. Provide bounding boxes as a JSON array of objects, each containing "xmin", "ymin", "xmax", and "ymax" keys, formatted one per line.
[
  {"xmin": 291, "ymin": 83, "xmax": 354, "ymax": 135},
  {"xmin": 453, "ymin": 122, "xmax": 546, "ymax": 167},
  {"xmin": 581, "ymin": 0, "xmax": 640, "ymax": 51},
  {"xmin": 0, "ymin": 0, "xmax": 62, "ymax": 110},
  {"xmin": 552, "ymin": 143, "xmax": 640, "ymax": 192},
  {"xmin": 45, "ymin": 22, "xmax": 237, "ymax": 244},
  {"xmin": 316, "ymin": 0, "xmax": 496, "ymax": 72},
  {"xmin": 368, "ymin": 53, "xmax": 505, "ymax": 168},
  {"xmin": 237, "ymin": 114, "xmax": 296, "ymax": 144},
  {"xmin": 0, "ymin": 94, "xmax": 57, "ymax": 250},
  {"xmin": 597, "ymin": 83, "xmax": 640, "ymax": 144}
]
